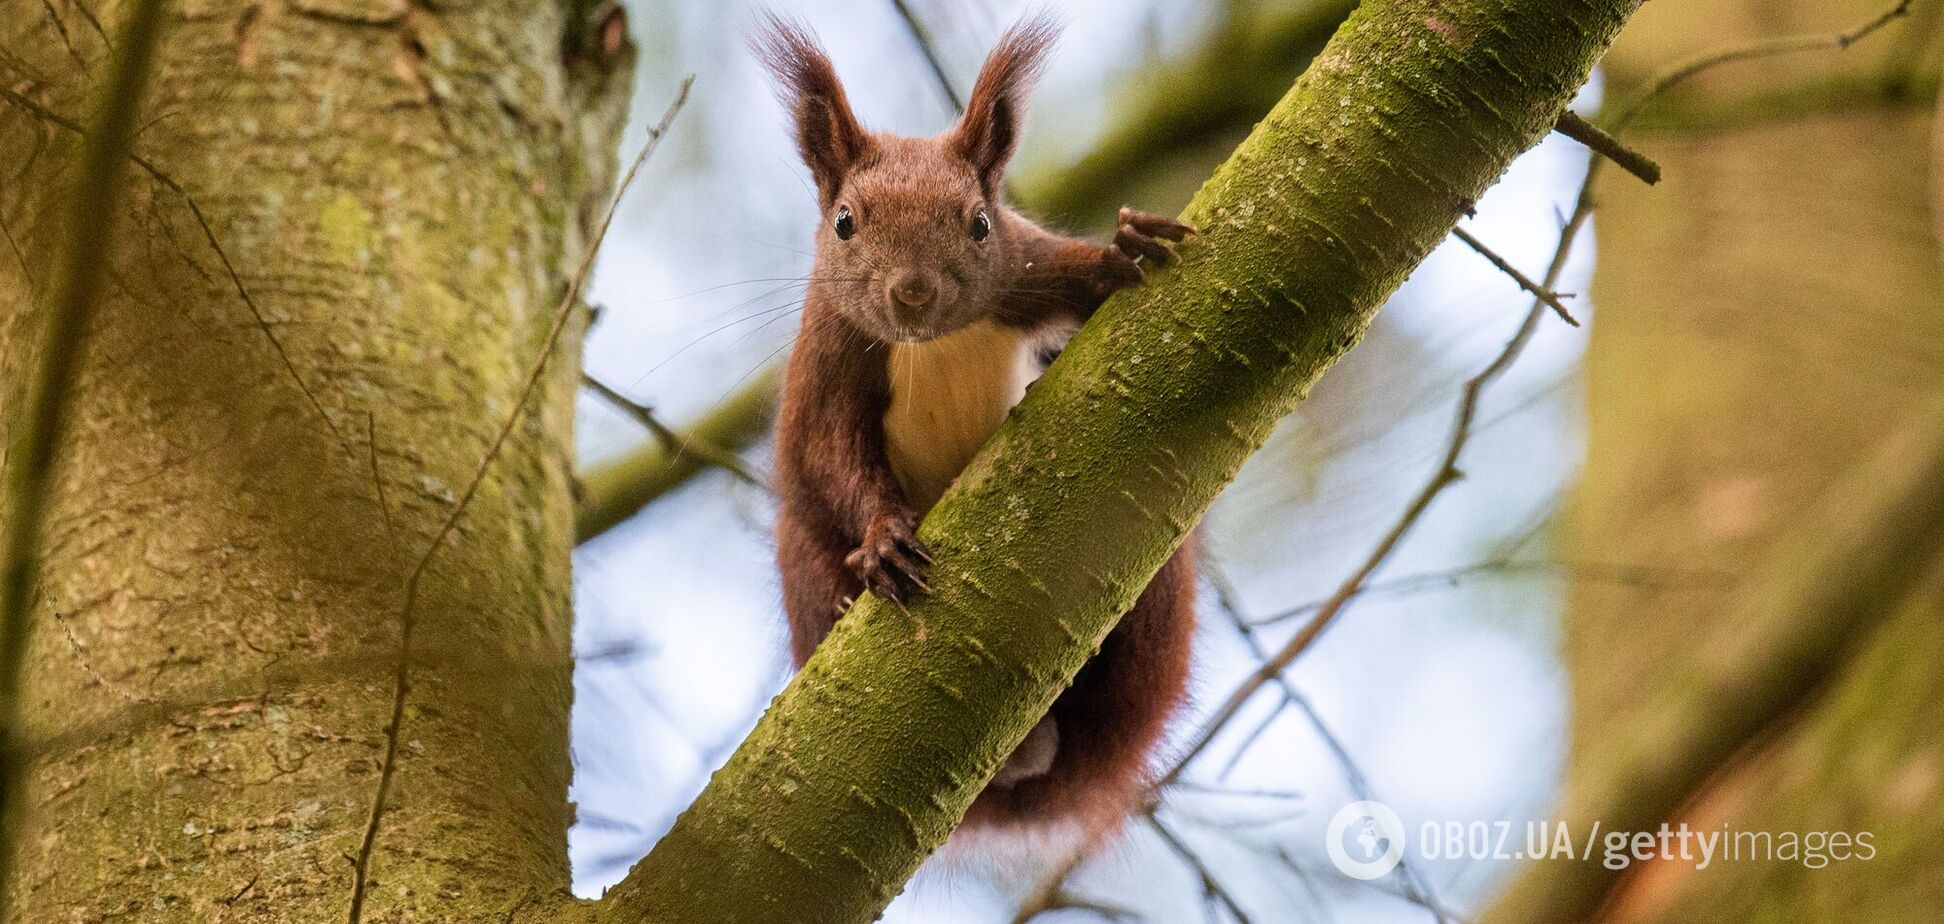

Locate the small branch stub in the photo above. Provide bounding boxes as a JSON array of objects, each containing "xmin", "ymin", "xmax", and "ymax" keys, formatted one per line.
[{"xmin": 1553, "ymin": 109, "xmax": 1661, "ymax": 185}]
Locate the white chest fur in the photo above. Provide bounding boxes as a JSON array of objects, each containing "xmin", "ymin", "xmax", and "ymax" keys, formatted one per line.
[{"xmin": 883, "ymin": 319, "xmax": 1062, "ymax": 512}]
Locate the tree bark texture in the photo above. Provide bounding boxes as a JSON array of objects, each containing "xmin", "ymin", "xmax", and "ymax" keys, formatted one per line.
[{"xmin": 0, "ymin": 0, "xmax": 632, "ymax": 919}]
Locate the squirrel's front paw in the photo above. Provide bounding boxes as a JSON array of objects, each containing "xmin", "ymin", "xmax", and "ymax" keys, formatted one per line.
[
  {"xmin": 845, "ymin": 514, "xmax": 933, "ymax": 604},
  {"xmin": 1097, "ymin": 207, "xmax": 1196, "ymax": 292}
]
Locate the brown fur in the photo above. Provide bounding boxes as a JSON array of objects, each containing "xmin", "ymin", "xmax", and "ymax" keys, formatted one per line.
[{"xmin": 757, "ymin": 13, "xmax": 1197, "ymax": 830}]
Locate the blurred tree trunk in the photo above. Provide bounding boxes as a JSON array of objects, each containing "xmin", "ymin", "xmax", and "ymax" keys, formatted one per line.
[
  {"xmin": 0, "ymin": 0, "xmax": 631, "ymax": 919},
  {"xmin": 1498, "ymin": 1, "xmax": 1944, "ymax": 920}
]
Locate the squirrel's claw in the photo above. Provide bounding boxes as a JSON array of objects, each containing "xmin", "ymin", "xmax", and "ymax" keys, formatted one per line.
[
  {"xmin": 1118, "ymin": 206, "xmax": 1196, "ymax": 242},
  {"xmin": 846, "ymin": 514, "xmax": 932, "ymax": 603},
  {"xmin": 1114, "ymin": 223, "xmax": 1175, "ymax": 265},
  {"xmin": 1105, "ymin": 206, "xmax": 1196, "ymax": 285}
]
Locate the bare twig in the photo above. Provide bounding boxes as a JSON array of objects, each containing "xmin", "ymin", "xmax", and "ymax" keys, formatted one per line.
[
  {"xmin": 39, "ymin": 0, "xmax": 90, "ymax": 71},
  {"xmin": 1204, "ymin": 566, "xmax": 1451, "ymax": 923},
  {"xmin": 1551, "ymin": 110, "xmax": 1660, "ymax": 185},
  {"xmin": 1244, "ymin": 558, "xmax": 1727, "ymax": 628},
  {"xmin": 0, "ymin": 0, "xmax": 170, "ymax": 911},
  {"xmin": 67, "ymin": 0, "xmax": 114, "ymax": 52},
  {"xmin": 582, "ymin": 373, "xmax": 766, "ymax": 488},
  {"xmin": 0, "ymin": 209, "xmax": 36, "ymax": 292},
  {"xmin": 885, "ymin": 0, "xmax": 965, "ymax": 113},
  {"xmin": 1022, "ymin": 892, "xmax": 1139, "ymax": 923},
  {"xmin": 344, "ymin": 76, "xmax": 693, "ymax": 924},
  {"xmin": 1012, "ymin": 828, "xmax": 1113, "ymax": 923},
  {"xmin": 1148, "ymin": 815, "xmax": 1254, "ymax": 924},
  {"xmin": 1213, "ymin": 690, "xmax": 1290, "ymax": 782},
  {"xmin": 1608, "ymin": 0, "xmax": 1914, "ymax": 132},
  {"xmin": 1449, "ymin": 226, "xmax": 1578, "ymax": 326}
]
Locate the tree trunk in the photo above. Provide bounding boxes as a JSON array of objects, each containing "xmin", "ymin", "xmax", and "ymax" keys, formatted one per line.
[
  {"xmin": 1487, "ymin": 1, "xmax": 1944, "ymax": 920},
  {"xmin": 0, "ymin": 0, "xmax": 632, "ymax": 919},
  {"xmin": 602, "ymin": 2, "xmax": 1638, "ymax": 921}
]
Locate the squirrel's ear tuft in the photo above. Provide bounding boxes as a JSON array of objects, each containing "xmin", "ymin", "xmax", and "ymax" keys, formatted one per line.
[
  {"xmin": 952, "ymin": 12, "xmax": 1059, "ymax": 196},
  {"xmin": 752, "ymin": 13, "xmax": 871, "ymax": 207}
]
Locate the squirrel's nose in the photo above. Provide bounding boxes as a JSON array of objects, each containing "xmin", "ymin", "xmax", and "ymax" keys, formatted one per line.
[{"xmin": 890, "ymin": 272, "xmax": 936, "ymax": 310}]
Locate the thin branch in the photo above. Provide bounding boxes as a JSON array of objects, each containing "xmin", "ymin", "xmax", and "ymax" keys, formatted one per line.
[
  {"xmin": 1550, "ymin": 110, "xmax": 1659, "ymax": 185},
  {"xmin": 582, "ymin": 373, "xmax": 766, "ymax": 488},
  {"xmin": 1213, "ymin": 690, "xmax": 1290, "ymax": 782},
  {"xmin": 1012, "ymin": 828, "xmax": 1114, "ymax": 923},
  {"xmin": 0, "ymin": 208, "xmax": 37, "ymax": 293},
  {"xmin": 885, "ymin": 0, "xmax": 964, "ymax": 113},
  {"xmin": 1169, "ymin": 781, "xmax": 1305, "ymax": 801},
  {"xmin": 344, "ymin": 76, "xmax": 693, "ymax": 924},
  {"xmin": 1244, "ymin": 558, "xmax": 1727, "ymax": 628},
  {"xmin": 67, "ymin": 0, "xmax": 114, "ymax": 52},
  {"xmin": 1607, "ymin": 0, "xmax": 1914, "ymax": 132},
  {"xmin": 39, "ymin": 0, "xmax": 90, "ymax": 72},
  {"xmin": 574, "ymin": 370, "xmax": 778, "ymax": 542},
  {"xmin": 1148, "ymin": 815, "xmax": 1254, "ymax": 924},
  {"xmin": 0, "ymin": 0, "xmax": 170, "ymax": 912},
  {"xmin": 1203, "ymin": 566, "xmax": 1451, "ymax": 923},
  {"xmin": 1022, "ymin": 892, "xmax": 1139, "ymax": 923},
  {"xmin": 1449, "ymin": 226, "xmax": 1578, "ymax": 326}
]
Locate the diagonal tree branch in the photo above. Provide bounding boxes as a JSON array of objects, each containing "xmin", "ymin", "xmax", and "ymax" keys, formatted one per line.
[
  {"xmin": 593, "ymin": 2, "xmax": 1640, "ymax": 921},
  {"xmin": 885, "ymin": 0, "xmax": 964, "ymax": 113}
]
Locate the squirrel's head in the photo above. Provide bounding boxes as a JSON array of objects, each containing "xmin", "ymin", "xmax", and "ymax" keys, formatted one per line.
[{"xmin": 754, "ymin": 13, "xmax": 1057, "ymax": 343}]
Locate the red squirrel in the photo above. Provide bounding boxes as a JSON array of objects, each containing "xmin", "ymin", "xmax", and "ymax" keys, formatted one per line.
[{"xmin": 756, "ymin": 14, "xmax": 1197, "ymax": 829}]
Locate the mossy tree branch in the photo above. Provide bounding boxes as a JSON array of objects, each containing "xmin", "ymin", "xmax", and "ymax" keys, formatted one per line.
[{"xmin": 594, "ymin": 2, "xmax": 1639, "ymax": 921}]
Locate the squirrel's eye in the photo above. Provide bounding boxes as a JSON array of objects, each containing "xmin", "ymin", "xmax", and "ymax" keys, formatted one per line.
[
  {"xmin": 833, "ymin": 206, "xmax": 855, "ymax": 241},
  {"xmin": 970, "ymin": 209, "xmax": 991, "ymax": 243}
]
